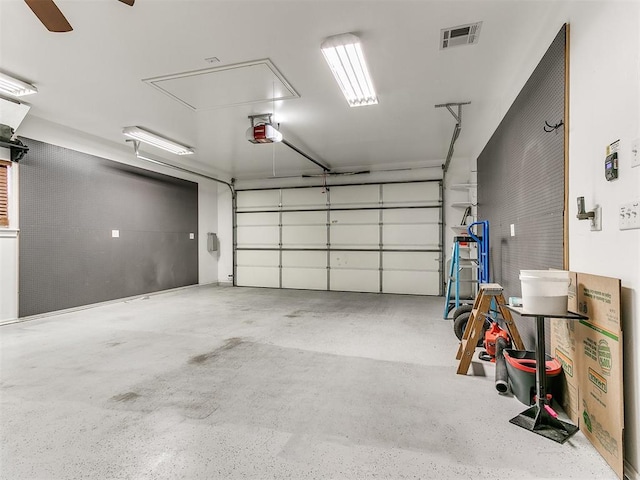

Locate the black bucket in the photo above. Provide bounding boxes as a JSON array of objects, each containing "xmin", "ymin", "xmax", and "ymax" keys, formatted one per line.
[{"xmin": 503, "ymin": 349, "xmax": 562, "ymax": 405}]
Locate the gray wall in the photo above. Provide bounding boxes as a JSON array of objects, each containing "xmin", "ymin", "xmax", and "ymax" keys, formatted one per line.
[
  {"xmin": 477, "ymin": 25, "xmax": 566, "ymax": 347},
  {"xmin": 19, "ymin": 138, "xmax": 198, "ymax": 317}
]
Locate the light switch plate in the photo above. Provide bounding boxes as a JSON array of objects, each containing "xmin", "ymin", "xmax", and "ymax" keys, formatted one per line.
[
  {"xmin": 189, "ymin": 233, "xmax": 195, "ymax": 239},
  {"xmin": 111, "ymin": 229, "xmax": 120, "ymax": 238},
  {"xmin": 619, "ymin": 200, "xmax": 640, "ymax": 230}
]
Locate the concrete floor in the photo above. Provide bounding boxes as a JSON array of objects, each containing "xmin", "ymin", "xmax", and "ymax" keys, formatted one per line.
[{"xmin": 0, "ymin": 285, "xmax": 618, "ymax": 479}]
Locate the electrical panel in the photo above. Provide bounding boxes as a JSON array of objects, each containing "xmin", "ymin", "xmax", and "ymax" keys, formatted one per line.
[{"xmin": 207, "ymin": 232, "xmax": 218, "ymax": 251}]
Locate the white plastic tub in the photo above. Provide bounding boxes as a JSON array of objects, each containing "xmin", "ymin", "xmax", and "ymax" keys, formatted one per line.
[{"xmin": 519, "ymin": 270, "xmax": 570, "ymax": 315}]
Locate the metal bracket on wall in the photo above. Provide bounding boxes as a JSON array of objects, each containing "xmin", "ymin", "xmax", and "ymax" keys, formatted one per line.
[
  {"xmin": 248, "ymin": 113, "xmax": 275, "ymax": 128},
  {"xmin": 435, "ymin": 101, "xmax": 471, "ymax": 175},
  {"xmin": 576, "ymin": 196, "xmax": 601, "ymax": 231},
  {"xmin": 0, "ymin": 139, "xmax": 29, "ymax": 162},
  {"xmin": 126, "ymin": 139, "xmax": 235, "ymax": 196}
]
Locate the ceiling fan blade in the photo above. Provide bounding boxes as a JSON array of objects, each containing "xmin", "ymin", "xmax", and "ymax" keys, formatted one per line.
[
  {"xmin": 24, "ymin": 0, "xmax": 72, "ymax": 32},
  {"xmin": 118, "ymin": 0, "xmax": 135, "ymax": 6}
]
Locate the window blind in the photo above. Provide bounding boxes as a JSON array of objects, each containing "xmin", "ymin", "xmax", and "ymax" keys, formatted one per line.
[{"xmin": 0, "ymin": 160, "xmax": 10, "ymax": 227}]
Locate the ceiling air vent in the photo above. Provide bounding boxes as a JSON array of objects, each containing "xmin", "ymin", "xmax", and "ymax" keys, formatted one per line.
[{"xmin": 440, "ymin": 22, "xmax": 482, "ymax": 50}]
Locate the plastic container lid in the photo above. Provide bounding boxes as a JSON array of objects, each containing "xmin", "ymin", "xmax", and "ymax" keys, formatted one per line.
[
  {"xmin": 519, "ymin": 270, "xmax": 569, "ymax": 279},
  {"xmin": 520, "ymin": 276, "xmax": 569, "ymax": 282}
]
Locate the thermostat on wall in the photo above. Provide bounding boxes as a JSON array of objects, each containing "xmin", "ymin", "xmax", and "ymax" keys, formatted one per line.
[
  {"xmin": 605, "ymin": 140, "xmax": 619, "ymax": 181},
  {"xmin": 605, "ymin": 152, "xmax": 618, "ymax": 181}
]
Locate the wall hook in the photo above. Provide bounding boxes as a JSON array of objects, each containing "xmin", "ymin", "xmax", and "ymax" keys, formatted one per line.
[{"xmin": 544, "ymin": 120, "xmax": 564, "ymax": 133}]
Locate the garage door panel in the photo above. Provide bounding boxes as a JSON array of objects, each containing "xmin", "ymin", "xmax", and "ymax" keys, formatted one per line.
[
  {"xmin": 236, "ymin": 212, "xmax": 279, "ymax": 226},
  {"xmin": 237, "ymin": 250, "xmax": 279, "ymax": 267},
  {"xmin": 383, "ymin": 224, "xmax": 439, "ymax": 248},
  {"xmin": 330, "ymin": 184, "xmax": 379, "ymax": 207},
  {"xmin": 236, "ymin": 190, "xmax": 280, "ymax": 212},
  {"xmin": 331, "ymin": 225, "xmax": 378, "ymax": 247},
  {"xmin": 237, "ymin": 266, "xmax": 280, "ymax": 287},
  {"xmin": 383, "ymin": 208, "xmax": 439, "ymax": 224},
  {"xmin": 236, "ymin": 250, "xmax": 280, "ymax": 287},
  {"xmin": 282, "ymin": 226, "xmax": 326, "ymax": 247},
  {"xmin": 282, "ymin": 250, "xmax": 327, "ymax": 268},
  {"xmin": 282, "ymin": 268, "xmax": 327, "ymax": 290},
  {"xmin": 236, "ymin": 211, "xmax": 279, "ymax": 248},
  {"xmin": 330, "ymin": 249, "xmax": 379, "ymax": 293},
  {"xmin": 330, "ymin": 209, "xmax": 379, "ymax": 225},
  {"xmin": 282, "ymin": 188, "xmax": 327, "ymax": 209},
  {"xmin": 282, "ymin": 210, "xmax": 326, "ymax": 225},
  {"xmin": 237, "ymin": 226, "xmax": 279, "ymax": 248},
  {"xmin": 282, "ymin": 251, "xmax": 327, "ymax": 289},
  {"xmin": 383, "ymin": 252, "xmax": 440, "ymax": 271},
  {"xmin": 331, "ymin": 251, "xmax": 378, "ymax": 269},
  {"xmin": 383, "ymin": 182, "xmax": 440, "ymax": 206},
  {"xmin": 383, "ymin": 270, "xmax": 439, "ymax": 295},
  {"xmin": 331, "ymin": 269, "xmax": 379, "ymax": 293}
]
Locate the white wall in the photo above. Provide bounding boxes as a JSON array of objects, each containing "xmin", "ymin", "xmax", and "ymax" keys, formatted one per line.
[
  {"xmin": 0, "ymin": 147, "xmax": 19, "ymax": 322},
  {"xmin": 198, "ymin": 179, "xmax": 219, "ymax": 285},
  {"xmin": 566, "ymin": 2, "xmax": 640, "ymax": 474},
  {"xmin": 1, "ymin": 117, "xmax": 224, "ymax": 320}
]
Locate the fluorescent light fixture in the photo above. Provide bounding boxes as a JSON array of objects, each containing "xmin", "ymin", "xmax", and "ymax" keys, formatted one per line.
[
  {"xmin": 321, "ymin": 33, "xmax": 378, "ymax": 107},
  {"xmin": 122, "ymin": 126, "xmax": 194, "ymax": 155},
  {"xmin": 0, "ymin": 72, "xmax": 38, "ymax": 97},
  {"xmin": 0, "ymin": 96, "xmax": 31, "ymax": 131}
]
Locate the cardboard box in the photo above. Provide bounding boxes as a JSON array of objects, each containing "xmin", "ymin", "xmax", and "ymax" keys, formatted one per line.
[
  {"xmin": 550, "ymin": 272, "xmax": 623, "ymax": 479},
  {"xmin": 576, "ymin": 273, "xmax": 624, "ymax": 479}
]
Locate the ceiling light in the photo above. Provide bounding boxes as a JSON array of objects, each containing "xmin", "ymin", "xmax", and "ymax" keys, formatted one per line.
[
  {"xmin": 122, "ymin": 126, "xmax": 194, "ymax": 155},
  {"xmin": 321, "ymin": 33, "xmax": 378, "ymax": 107},
  {"xmin": 0, "ymin": 72, "xmax": 38, "ymax": 97}
]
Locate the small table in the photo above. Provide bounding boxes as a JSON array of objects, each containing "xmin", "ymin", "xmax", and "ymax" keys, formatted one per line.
[{"xmin": 506, "ymin": 306, "xmax": 588, "ymax": 443}]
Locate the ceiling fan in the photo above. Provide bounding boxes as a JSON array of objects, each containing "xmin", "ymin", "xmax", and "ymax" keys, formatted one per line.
[{"xmin": 25, "ymin": 0, "xmax": 134, "ymax": 33}]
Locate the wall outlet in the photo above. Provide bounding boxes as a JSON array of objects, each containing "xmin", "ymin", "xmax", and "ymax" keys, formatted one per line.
[
  {"xmin": 189, "ymin": 233, "xmax": 195, "ymax": 239},
  {"xmin": 111, "ymin": 229, "xmax": 119, "ymax": 238},
  {"xmin": 619, "ymin": 200, "xmax": 640, "ymax": 230},
  {"xmin": 632, "ymin": 138, "xmax": 640, "ymax": 168}
]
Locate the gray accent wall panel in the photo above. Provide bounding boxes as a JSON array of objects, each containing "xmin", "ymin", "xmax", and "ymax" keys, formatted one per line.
[
  {"xmin": 477, "ymin": 25, "xmax": 566, "ymax": 347},
  {"xmin": 19, "ymin": 138, "xmax": 198, "ymax": 317}
]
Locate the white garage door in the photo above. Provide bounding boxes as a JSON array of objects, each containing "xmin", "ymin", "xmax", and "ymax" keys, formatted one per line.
[{"xmin": 235, "ymin": 181, "xmax": 442, "ymax": 295}]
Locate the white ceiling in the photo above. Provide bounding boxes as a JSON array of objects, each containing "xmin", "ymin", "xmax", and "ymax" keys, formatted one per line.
[{"xmin": 0, "ymin": 0, "xmax": 569, "ymax": 181}]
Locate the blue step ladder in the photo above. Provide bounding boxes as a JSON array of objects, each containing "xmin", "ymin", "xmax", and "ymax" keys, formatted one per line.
[{"xmin": 443, "ymin": 220, "xmax": 490, "ymax": 319}]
